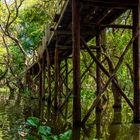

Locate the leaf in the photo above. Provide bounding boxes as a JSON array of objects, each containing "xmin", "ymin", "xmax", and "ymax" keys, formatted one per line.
[
  {"xmin": 52, "ymin": 135, "xmax": 59, "ymax": 140},
  {"xmin": 41, "ymin": 135, "xmax": 51, "ymax": 140},
  {"xmin": 59, "ymin": 130, "xmax": 72, "ymax": 140},
  {"xmin": 25, "ymin": 134, "xmax": 36, "ymax": 140},
  {"xmin": 27, "ymin": 117, "xmax": 40, "ymax": 128},
  {"xmin": 38, "ymin": 126, "xmax": 51, "ymax": 136}
]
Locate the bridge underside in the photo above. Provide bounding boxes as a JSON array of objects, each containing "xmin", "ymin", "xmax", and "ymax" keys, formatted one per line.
[{"xmin": 26, "ymin": 0, "xmax": 140, "ymax": 139}]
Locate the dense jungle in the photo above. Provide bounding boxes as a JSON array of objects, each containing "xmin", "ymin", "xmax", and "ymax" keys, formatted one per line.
[{"xmin": 0, "ymin": 0, "xmax": 139, "ymax": 140}]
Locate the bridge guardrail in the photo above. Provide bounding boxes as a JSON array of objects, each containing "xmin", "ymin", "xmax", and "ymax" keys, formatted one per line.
[{"xmin": 27, "ymin": 0, "xmax": 67, "ymax": 68}]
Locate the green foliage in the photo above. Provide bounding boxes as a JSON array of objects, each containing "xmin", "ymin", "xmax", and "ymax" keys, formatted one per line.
[
  {"xmin": 27, "ymin": 117, "xmax": 40, "ymax": 128},
  {"xmin": 59, "ymin": 130, "xmax": 72, "ymax": 140},
  {"xmin": 21, "ymin": 117, "xmax": 72, "ymax": 140}
]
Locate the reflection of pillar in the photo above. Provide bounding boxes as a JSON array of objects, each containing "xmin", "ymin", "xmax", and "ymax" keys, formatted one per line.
[
  {"xmin": 95, "ymin": 111, "xmax": 102, "ymax": 138},
  {"xmin": 96, "ymin": 28, "xmax": 102, "ymax": 111},
  {"xmin": 130, "ymin": 125, "xmax": 140, "ymax": 140},
  {"xmin": 108, "ymin": 108, "xmax": 122, "ymax": 140},
  {"xmin": 112, "ymin": 108, "xmax": 122, "ymax": 124},
  {"xmin": 72, "ymin": 0, "xmax": 81, "ymax": 139},
  {"xmin": 133, "ymin": 4, "xmax": 140, "ymax": 123}
]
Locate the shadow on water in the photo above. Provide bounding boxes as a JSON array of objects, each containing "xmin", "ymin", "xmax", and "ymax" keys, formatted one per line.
[{"xmin": 0, "ymin": 92, "xmax": 140, "ymax": 140}]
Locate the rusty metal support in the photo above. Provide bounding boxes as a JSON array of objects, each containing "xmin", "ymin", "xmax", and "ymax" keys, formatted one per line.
[
  {"xmin": 133, "ymin": 3, "xmax": 140, "ymax": 123},
  {"xmin": 72, "ymin": 0, "xmax": 81, "ymax": 139},
  {"xmin": 96, "ymin": 28, "xmax": 102, "ymax": 111}
]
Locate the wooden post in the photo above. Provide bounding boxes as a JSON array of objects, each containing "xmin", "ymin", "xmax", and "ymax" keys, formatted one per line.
[
  {"xmin": 54, "ymin": 47, "xmax": 59, "ymax": 111},
  {"xmin": 133, "ymin": 2, "xmax": 140, "ymax": 123},
  {"xmin": 65, "ymin": 59, "xmax": 69, "ymax": 118},
  {"xmin": 96, "ymin": 28, "xmax": 102, "ymax": 111},
  {"xmin": 38, "ymin": 54, "xmax": 46, "ymax": 120},
  {"xmin": 39, "ymin": 61, "xmax": 43, "ymax": 119},
  {"xmin": 72, "ymin": 0, "xmax": 81, "ymax": 139},
  {"xmin": 42, "ymin": 53, "xmax": 46, "ymax": 99},
  {"xmin": 47, "ymin": 49, "xmax": 51, "ymax": 105}
]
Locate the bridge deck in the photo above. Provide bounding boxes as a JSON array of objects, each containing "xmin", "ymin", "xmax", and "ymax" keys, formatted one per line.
[{"xmin": 28, "ymin": 0, "xmax": 137, "ymax": 72}]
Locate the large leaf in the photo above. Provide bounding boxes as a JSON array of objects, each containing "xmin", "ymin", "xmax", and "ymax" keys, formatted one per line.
[
  {"xmin": 25, "ymin": 134, "xmax": 36, "ymax": 140},
  {"xmin": 59, "ymin": 130, "xmax": 72, "ymax": 140},
  {"xmin": 27, "ymin": 117, "xmax": 40, "ymax": 128},
  {"xmin": 38, "ymin": 126, "xmax": 51, "ymax": 136}
]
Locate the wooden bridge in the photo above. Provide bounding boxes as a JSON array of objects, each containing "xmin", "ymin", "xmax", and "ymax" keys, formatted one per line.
[{"xmin": 26, "ymin": 0, "xmax": 140, "ymax": 139}]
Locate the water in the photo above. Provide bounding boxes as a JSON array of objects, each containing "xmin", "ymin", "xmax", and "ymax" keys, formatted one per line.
[{"xmin": 0, "ymin": 93, "xmax": 140, "ymax": 140}]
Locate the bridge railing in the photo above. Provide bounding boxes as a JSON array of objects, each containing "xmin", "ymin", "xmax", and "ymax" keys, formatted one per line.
[
  {"xmin": 27, "ymin": 0, "xmax": 67, "ymax": 68},
  {"xmin": 45, "ymin": 0, "xmax": 67, "ymax": 43}
]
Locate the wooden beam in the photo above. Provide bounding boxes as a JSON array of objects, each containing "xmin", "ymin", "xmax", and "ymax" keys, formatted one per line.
[
  {"xmin": 101, "ymin": 24, "xmax": 133, "ymax": 29},
  {"xmin": 81, "ymin": 0, "xmax": 137, "ymax": 9},
  {"xmin": 54, "ymin": 30, "xmax": 96, "ymax": 36},
  {"xmin": 54, "ymin": 24, "xmax": 132, "ymax": 36},
  {"xmin": 47, "ymin": 49, "xmax": 52, "ymax": 105},
  {"xmin": 133, "ymin": 2, "xmax": 140, "ymax": 123},
  {"xmin": 54, "ymin": 47, "xmax": 60, "ymax": 111},
  {"xmin": 72, "ymin": 0, "xmax": 81, "ymax": 139},
  {"xmin": 96, "ymin": 28, "xmax": 102, "ymax": 111}
]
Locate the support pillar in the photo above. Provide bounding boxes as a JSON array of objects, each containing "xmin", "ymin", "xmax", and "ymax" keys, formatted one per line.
[
  {"xmin": 72, "ymin": 0, "xmax": 81, "ymax": 139},
  {"xmin": 39, "ymin": 55, "xmax": 46, "ymax": 120},
  {"xmin": 65, "ymin": 59, "xmax": 69, "ymax": 118},
  {"xmin": 96, "ymin": 28, "xmax": 102, "ymax": 111},
  {"xmin": 54, "ymin": 47, "xmax": 60, "ymax": 112},
  {"xmin": 47, "ymin": 49, "xmax": 51, "ymax": 105},
  {"xmin": 133, "ymin": 2, "xmax": 140, "ymax": 123},
  {"xmin": 42, "ymin": 53, "xmax": 46, "ymax": 99}
]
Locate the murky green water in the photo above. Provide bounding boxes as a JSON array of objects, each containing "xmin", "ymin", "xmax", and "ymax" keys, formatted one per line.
[
  {"xmin": 0, "ymin": 93, "xmax": 140, "ymax": 140},
  {"xmin": 0, "ymin": 93, "xmax": 23, "ymax": 140}
]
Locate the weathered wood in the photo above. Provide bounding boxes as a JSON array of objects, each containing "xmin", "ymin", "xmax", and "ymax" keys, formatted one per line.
[
  {"xmin": 42, "ymin": 53, "xmax": 46, "ymax": 99},
  {"xmin": 100, "ymin": 24, "xmax": 133, "ymax": 29},
  {"xmin": 133, "ymin": 2, "xmax": 140, "ymax": 123},
  {"xmin": 47, "ymin": 49, "xmax": 52, "ymax": 105},
  {"xmin": 81, "ymin": 0, "xmax": 137, "ymax": 9},
  {"xmin": 54, "ymin": 47, "xmax": 60, "ymax": 111},
  {"xmin": 72, "ymin": 0, "xmax": 81, "ymax": 139},
  {"xmin": 82, "ymin": 74, "xmax": 115, "ymax": 125},
  {"xmin": 81, "ymin": 37, "xmax": 134, "ymax": 110},
  {"xmin": 96, "ymin": 28, "xmax": 102, "ymax": 111},
  {"xmin": 39, "ymin": 60, "xmax": 43, "ymax": 120}
]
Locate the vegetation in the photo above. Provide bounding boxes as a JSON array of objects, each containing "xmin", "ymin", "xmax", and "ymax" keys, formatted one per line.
[{"xmin": 0, "ymin": 0, "xmax": 136, "ymax": 139}]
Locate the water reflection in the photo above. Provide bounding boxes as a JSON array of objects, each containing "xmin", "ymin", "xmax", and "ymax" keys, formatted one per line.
[
  {"xmin": 108, "ymin": 108, "xmax": 122, "ymax": 140},
  {"xmin": 0, "ymin": 93, "xmax": 23, "ymax": 140},
  {"xmin": 0, "ymin": 93, "xmax": 140, "ymax": 140}
]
